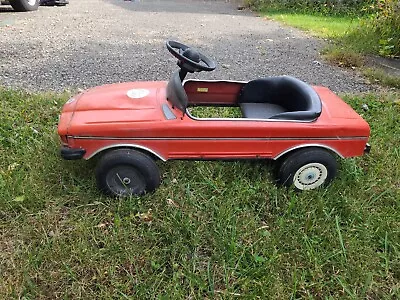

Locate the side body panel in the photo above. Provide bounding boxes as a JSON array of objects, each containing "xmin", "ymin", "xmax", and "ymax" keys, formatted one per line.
[{"xmin": 60, "ymin": 81, "xmax": 370, "ymax": 160}]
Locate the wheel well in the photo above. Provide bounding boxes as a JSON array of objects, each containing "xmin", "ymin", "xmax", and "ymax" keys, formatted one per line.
[
  {"xmin": 275, "ymin": 145, "xmax": 341, "ymax": 164},
  {"xmin": 90, "ymin": 145, "xmax": 165, "ymax": 162}
]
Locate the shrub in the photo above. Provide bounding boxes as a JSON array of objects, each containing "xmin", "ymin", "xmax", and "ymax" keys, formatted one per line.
[
  {"xmin": 372, "ymin": 0, "xmax": 400, "ymax": 56},
  {"xmin": 245, "ymin": 0, "xmax": 377, "ymax": 16},
  {"xmin": 342, "ymin": 0, "xmax": 400, "ymax": 56},
  {"xmin": 248, "ymin": 0, "xmax": 400, "ymax": 56}
]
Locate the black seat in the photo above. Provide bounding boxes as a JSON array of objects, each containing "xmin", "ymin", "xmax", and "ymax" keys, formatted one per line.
[
  {"xmin": 238, "ymin": 76, "xmax": 322, "ymax": 121},
  {"xmin": 240, "ymin": 103, "xmax": 288, "ymax": 119}
]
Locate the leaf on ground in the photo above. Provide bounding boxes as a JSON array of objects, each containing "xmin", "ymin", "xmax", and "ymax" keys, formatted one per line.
[
  {"xmin": 13, "ymin": 196, "xmax": 25, "ymax": 202},
  {"xmin": 166, "ymin": 199, "xmax": 180, "ymax": 208},
  {"xmin": 136, "ymin": 209, "xmax": 153, "ymax": 222}
]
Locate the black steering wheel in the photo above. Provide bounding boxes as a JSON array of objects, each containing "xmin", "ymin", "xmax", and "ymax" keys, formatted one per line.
[{"xmin": 166, "ymin": 40, "xmax": 216, "ymax": 73}]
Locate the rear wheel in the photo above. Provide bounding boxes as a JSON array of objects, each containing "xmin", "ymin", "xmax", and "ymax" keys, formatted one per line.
[
  {"xmin": 96, "ymin": 149, "xmax": 161, "ymax": 197},
  {"xmin": 277, "ymin": 148, "xmax": 337, "ymax": 190},
  {"xmin": 10, "ymin": 0, "xmax": 40, "ymax": 11}
]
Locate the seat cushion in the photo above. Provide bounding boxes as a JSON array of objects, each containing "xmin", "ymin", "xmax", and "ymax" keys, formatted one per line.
[
  {"xmin": 240, "ymin": 103, "xmax": 287, "ymax": 119},
  {"xmin": 237, "ymin": 76, "xmax": 322, "ymax": 121}
]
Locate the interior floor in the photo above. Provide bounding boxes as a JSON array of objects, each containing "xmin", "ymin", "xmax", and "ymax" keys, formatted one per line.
[{"xmin": 187, "ymin": 105, "xmax": 242, "ymax": 119}]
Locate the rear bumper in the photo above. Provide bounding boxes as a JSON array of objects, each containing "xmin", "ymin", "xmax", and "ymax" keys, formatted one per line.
[
  {"xmin": 61, "ymin": 147, "xmax": 86, "ymax": 160},
  {"xmin": 364, "ymin": 143, "xmax": 371, "ymax": 154}
]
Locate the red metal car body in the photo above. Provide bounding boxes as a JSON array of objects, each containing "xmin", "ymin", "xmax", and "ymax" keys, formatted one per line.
[{"xmin": 58, "ymin": 41, "xmax": 370, "ymax": 196}]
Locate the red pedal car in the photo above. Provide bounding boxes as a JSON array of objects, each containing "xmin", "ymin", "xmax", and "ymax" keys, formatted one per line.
[{"xmin": 58, "ymin": 41, "xmax": 371, "ymax": 196}]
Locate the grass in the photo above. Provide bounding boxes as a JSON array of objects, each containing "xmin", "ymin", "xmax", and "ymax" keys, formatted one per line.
[
  {"xmin": 188, "ymin": 106, "xmax": 242, "ymax": 118},
  {"xmin": 1, "ymin": 89, "xmax": 400, "ymax": 298},
  {"xmin": 262, "ymin": 10, "xmax": 358, "ymax": 39}
]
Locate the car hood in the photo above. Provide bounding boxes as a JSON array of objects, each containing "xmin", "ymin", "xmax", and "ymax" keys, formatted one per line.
[
  {"xmin": 76, "ymin": 81, "xmax": 163, "ymax": 115},
  {"xmin": 58, "ymin": 81, "xmax": 169, "ymax": 137}
]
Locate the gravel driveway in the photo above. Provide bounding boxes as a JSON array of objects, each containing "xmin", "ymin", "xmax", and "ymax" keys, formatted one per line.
[{"xmin": 0, "ymin": 0, "xmax": 370, "ymax": 92}]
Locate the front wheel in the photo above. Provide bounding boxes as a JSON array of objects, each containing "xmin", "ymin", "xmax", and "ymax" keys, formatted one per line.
[
  {"xmin": 96, "ymin": 149, "xmax": 161, "ymax": 197},
  {"xmin": 277, "ymin": 148, "xmax": 337, "ymax": 190},
  {"xmin": 10, "ymin": 0, "xmax": 40, "ymax": 11}
]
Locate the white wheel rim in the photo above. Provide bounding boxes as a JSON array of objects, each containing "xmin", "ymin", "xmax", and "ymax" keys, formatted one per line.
[
  {"xmin": 293, "ymin": 163, "xmax": 328, "ymax": 190},
  {"xmin": 27, "ymin": 0, "xmax": 37, "ymax": 6}
]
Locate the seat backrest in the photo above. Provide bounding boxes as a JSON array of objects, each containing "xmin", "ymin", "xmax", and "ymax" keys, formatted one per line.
[
  {"xmin": 238, "ymin": 76, "xmax": 322, "ymax": 121},
  {"xmin": 166, "ymin": 71, "xmax": 188, "ymax": 114}
]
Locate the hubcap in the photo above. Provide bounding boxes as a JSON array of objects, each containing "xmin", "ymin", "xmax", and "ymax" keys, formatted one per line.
[
  {"xmin": 27, "ymin": 0, "xmax": 37, "ymax": 6},
  {"xmin": 293, "ymin": 163, "xmax": 328, "ymax": 190},
  {"xmin": 122, "ymin": 177, "xmax": 131, "ymax": 185},
  {"xmin": 106, "ymin": 166, "xmax": 146, "ymax": 196}
]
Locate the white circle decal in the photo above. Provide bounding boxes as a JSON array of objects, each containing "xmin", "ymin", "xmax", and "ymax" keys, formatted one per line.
[{"xmin": 127, "ymin": 89, "xmax": 150, "ymax": 99}]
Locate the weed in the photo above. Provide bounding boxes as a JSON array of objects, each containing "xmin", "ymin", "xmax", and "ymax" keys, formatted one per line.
[
  {"xmin": 322, "ymin": 47, "xmax": 365, "ymax": 68},
  {"xmin": 363, "ymin": 68, "xmax": 400, "ymax": 89}
]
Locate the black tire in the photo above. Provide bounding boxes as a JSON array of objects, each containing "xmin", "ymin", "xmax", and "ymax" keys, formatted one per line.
[
  {"xmin": 277, "ymin": 148, "xmax": 337, "ymax": 190},
  {"xmin": 96, "ymin": 149, "xmax": 161, "ymax": 197},
  {"xmin": 10, "ymin": 0, "xmax": 40, "ymax": 11}
]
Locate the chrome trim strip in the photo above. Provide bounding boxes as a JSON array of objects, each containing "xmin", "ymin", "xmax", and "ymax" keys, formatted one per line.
[
  {"xmin": 273, "ymin": 144, "xmax": 344, "ymax": 160},
  {"xmin": 186, "ymin": 109, "xmax": 316, "ymax": 123},
  {"xmin": 69, "ymin": 135, "xmax": 368, "ymax": 141},
  {"xmin": 183, "ymin": 78, "xmax": 318, "ymax": 123},
  {"xmin": 86, "ymin": 144, "xmax": 166, "ymax": 161},
  {"xmin": 183, "ymin": 79, "xmax": 248, "ymax": 84},
  {"xmin": 85, "ymin": 143, "xmax": 344, "ymax": 161}
]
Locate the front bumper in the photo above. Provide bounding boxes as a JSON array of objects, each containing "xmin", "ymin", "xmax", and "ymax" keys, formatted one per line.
[
  {"xmin": 364, "ymin": 143, "xmax": 371, "ymax": 154},
  {"xmin": 61, "ymin": 147, "xmax": 86, "ymax": 160}
]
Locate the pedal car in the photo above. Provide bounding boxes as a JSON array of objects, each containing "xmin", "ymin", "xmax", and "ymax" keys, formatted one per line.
[{"xmin": 58, "ymin": 41, "xmax": 371, "ymax": 196}]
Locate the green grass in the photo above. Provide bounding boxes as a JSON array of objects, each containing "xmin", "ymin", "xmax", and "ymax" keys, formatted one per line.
[
  {"xmin": 189, "ymin": 106, "xmax": 242, "ymax": 118},
  {"xmin": 1, "ymin": 89, "xmax": 400, "ymax": 298},
  {"xmin": 262, "ymin": 10, "xmax": 358, "ymax": 38}
]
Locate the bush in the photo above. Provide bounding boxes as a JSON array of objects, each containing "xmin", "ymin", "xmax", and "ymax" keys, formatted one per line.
[
  {"xmin": 248, "ymin": 0, "xmax": 400, "ymax": 56},
  {"xmin": 341, "ymin": 0, "xmax": 400, "ymax": 56},
  {"xmin": 372, "ymin": 0, "xmax": 400, "ymax": 56},
  {"xmin": 246, "ymin": 0, "xmax": 376, "ymax": 16}
]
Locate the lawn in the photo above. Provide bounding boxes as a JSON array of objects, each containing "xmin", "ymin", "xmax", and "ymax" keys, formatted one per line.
[
  {"xmin": 0, "ymin": 89, "xmax": 399, "ymax": 298},
  {"xmin": 261, "ymin": 10, "xmax": 358, "ymax": 38}
]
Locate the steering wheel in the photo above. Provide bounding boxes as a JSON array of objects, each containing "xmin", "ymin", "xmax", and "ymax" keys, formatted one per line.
[{"xmin": 166, "ymin": 40, "xmax": 216, "ymax": 73}]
